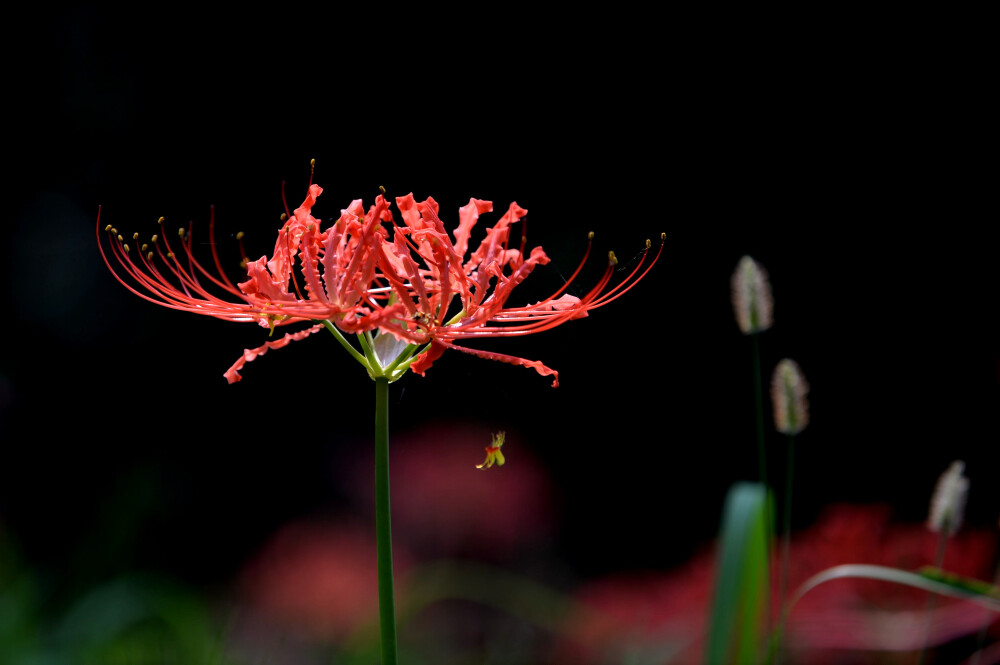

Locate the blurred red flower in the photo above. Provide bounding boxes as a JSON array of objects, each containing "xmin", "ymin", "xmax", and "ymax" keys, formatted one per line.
[
  {"xmin": 559, "ymin": 504, "xmax": 999, "ymax": 664},
  {"xmin": 345, "ymin": 422, "xmax": 555, "ymax": 559},
  {"xmin": 239, "ymin": 518, "xmax": 412, "ymax": 642}
]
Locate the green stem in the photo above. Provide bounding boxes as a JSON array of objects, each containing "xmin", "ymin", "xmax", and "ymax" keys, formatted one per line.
[
  {"xmin": 752, "ymin": 332, "xmax": 766, "ymax": 487},
  {"xmin": 779, "ymin": 433, "xmax": 795, "ymax": 608},
  {"xmin": 357, "ymin": 331, "xmax": 378, "ymax": 367},
  {"xmin": 322, "ymin": 320, "xmax": 369, "ymax": 368},
  {"xmin": 916, "ymin": 527, "xmax": 950, "ymax": 665},
  {"xmin": 374, "ymin": 377, "xmax": 398, "ymax": 664}
]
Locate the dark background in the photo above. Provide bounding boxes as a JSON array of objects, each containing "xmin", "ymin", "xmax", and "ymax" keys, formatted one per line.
[{"xmin": 1, "ymin": 9, "xmax": 996, "ymax": 614}]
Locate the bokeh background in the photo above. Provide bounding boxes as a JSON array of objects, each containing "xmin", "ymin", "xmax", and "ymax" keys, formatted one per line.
[{"xmin": 1, "ymin": 9, "xmax": 996, "ymax": 663}]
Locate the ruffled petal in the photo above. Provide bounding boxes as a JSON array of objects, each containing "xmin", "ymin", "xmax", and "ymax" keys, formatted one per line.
[
  {"xmin": 408, "ymin": 341, "xmax": 447, "ymax": 377},
  {"xmin": 223, "ymin": 324, "xmax": 324, "ymax": 383}
]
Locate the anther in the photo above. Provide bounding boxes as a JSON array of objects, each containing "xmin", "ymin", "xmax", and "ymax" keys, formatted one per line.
[
  {"xmin": 178, "ymin": 228, "xmax": 186, "ymax": 238},
  {"xmin": 151, "ymin": 234, "xmax": 158, "ymax": 243},
  {"xmin": 608, "ymin": 250, "xmax": 618, "ymax": 266},
  {"xmin": 158, "ymin": 217, "xmax": 165, "ymax": 224},
  {"xmin": 167, "ymin": 252, "xmax": 175, "ymax": 259},
  {"xmin": 147, "ymin": 251, "xmax": 154, "ymax": 261},
  {"xmin": 123, "ymin": 244, "xmax": 130, "ymax": 253},
  {"xmin": 310, "ymin": 158, "xmax": 316, "ymax": 168},
  {"xmin": 133, "ymin": 232, "xmax": 139, "ymax": 240},
  {"xmin": 141, "ymin": 244, "xmax": 148, "ymax": 252},
  {"xmin": 239, "ymin": 259, "xmax": 247, "ymax": 269},
  {"xmin": 117, "ymin": 234, "xmax": 123, "ymax": 242},
  {"xmin": 236, "ymin": 231, "xmax": 244, "ymax": 240},
  {"xmin": 104, "ymin": 224, "xmax": 112, "ymax": 232},
  {"xmin": 588, "ymin": 231, "xmax": 594, "ymax": 240},
  {"xmin": 111, "ymin": 227, "xmax": 118, "ymax": 235},
  {"xmin": 379, "ymin": 185, "xmax": 386, "ymax": 195},
  {"xmin": 280, "ymin": 213, "xmax": 287, "ymax": 222},
  {"xmin": 661, "ymin": 232, "xmax": 666, "ymax": 241},
  {"xmin": 646, "ymin": 239, "xmax": 651, "ymax": 249}
]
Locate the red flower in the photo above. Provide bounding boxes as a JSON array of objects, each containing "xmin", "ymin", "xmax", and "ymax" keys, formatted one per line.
[
  {"xmin": 99, "ymin": 181, "xmax": 663, "ymax": 385},
  {"xmin": 374, "ymin": 194, "xmax": 664, "ymax": 387}
]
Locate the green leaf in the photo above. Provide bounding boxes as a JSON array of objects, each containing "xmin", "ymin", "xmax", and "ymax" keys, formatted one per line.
[
  {"xmin": 789, "ymin": 564, "xmax": 1000, "ymax": 612},
  {"xmin": 705, "ymin": 482, "xmax": 771, "ymax": 665}
]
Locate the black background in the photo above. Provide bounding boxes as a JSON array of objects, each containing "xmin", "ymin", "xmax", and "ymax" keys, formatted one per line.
[{"xmin": 1, "ymin": 9, "xmax": 996, "ymax": 607}]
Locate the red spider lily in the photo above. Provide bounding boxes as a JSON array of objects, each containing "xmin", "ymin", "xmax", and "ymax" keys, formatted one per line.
[
  {"xmin": 99, "ymin": 181, "xmax": 663, "ymax": 385},
  {"xmin": 98, "ymin": 183, "xmax": 397, "ymax": 330},
  {"xmin": 372, "ymin": 193, "xmax": 665, "ymax": 387}
]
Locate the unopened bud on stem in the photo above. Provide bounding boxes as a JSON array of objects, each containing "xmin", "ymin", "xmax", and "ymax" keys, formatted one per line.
[
  {"xmin": 928, "ymin": 460, "xmax": 969, "ymax": 536},
  {"xmin": 731, "ymin": 255, "xmax": 773, "ymax": 334},
  {"xmin": 771, "ymin": 359, "xmax": 809, "ymax": 435}
]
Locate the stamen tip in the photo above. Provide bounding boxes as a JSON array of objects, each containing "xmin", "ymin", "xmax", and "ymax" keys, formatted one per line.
[
  {"xmin": 178, "ymin": 228, "xmax": 186, "ymax": 238},
  {"xmin": 104, "ymin": 224, "xmax": 112, "ymax": 232},
  {"xmin": 608, "ymin": 250, "xmax": 618, "ymax": 266},
  {"xmin": 588, "ymin": 231, "xmax": 594, "ymax": 240},
  {"xmin": 236, "ymin": 231, "xmax": 244, "ymax": 240},
  {"xmin": 157, "ymin": 216, "xmax": 165, "ymax": 224}
]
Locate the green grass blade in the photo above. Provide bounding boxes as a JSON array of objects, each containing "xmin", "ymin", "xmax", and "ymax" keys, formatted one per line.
[
  {"xmin": 789, "ymin": 564, "xmax": 1000, "ymax": 613},
  {"xmin": 705, "ymin": 482, "xmax": 771, "ymax": 665}
]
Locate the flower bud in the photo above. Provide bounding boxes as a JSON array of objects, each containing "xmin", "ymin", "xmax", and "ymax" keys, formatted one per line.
[
  {"xmin": 928, "ymin": 460, "xmax": 969, "ymax": 536},
  {"xmin": 771, "ymin": 359, "xmax": 809, "ymax": 435},
  {"xmin": 731, "ymin": 255, "xmax": 773, "ymax": 334}
]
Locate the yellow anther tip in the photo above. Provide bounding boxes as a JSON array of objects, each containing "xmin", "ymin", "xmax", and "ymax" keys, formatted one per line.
[
  {"xmin": 608, "ymin": 250, "xmax": 618, "ymax": 266},
  {"xmin": 379, "ymin": 185, "xmax": 386, "ymax": 194},
  {"xmin": 147, "ymin": 251, "xmax": 154, "ymax": 260},
  {"xmin": 646, "ymin": 239, "xmax": 651, "ymax": 249},
  {"xmin": 151, "ymin": 234, "xmax": 158, "ymax": 243},
  {"xmin": 133, "ymin": 232, "xmax": 139, "ymax": 240},
  {"xmin": 310, "ymin": 158, "xmax": 316, "ymax": 167},
  {"xmin": 104, "ymin": 224, "xmax": 112, "ymax": 232},
  {"xmin": 588, "ymin": 231, "xmax": 594, "ymax": 240},
  {"xmin": 123, "ymin": 244, "xmax": 130, "ymax": 253},
  {"xmin": 178, "ymin": 228, "xmax": 185, "ymax": 238},
  {"xmin": 117, "ymin": 234, "xmax": 123, "ymax": 242},
  {"xmin": 141, "ymin": 244, "xmax": 148, "ymax": 252},
  {"xmin": 661, "ymin": 232, "xmax": 666, "ymax": 240},
  {"xmin": 157, "ymin": 217, "xmax": 165, "ymax": 224},
  {"xmin": 236, "ymin": 231, "xmax": 244, "ymax": 240}
]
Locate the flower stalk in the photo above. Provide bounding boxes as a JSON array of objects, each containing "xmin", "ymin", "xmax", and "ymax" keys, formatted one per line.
[{"xmin": 374, "ymin": 376, "xmax": 398, "ymax": 665}]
